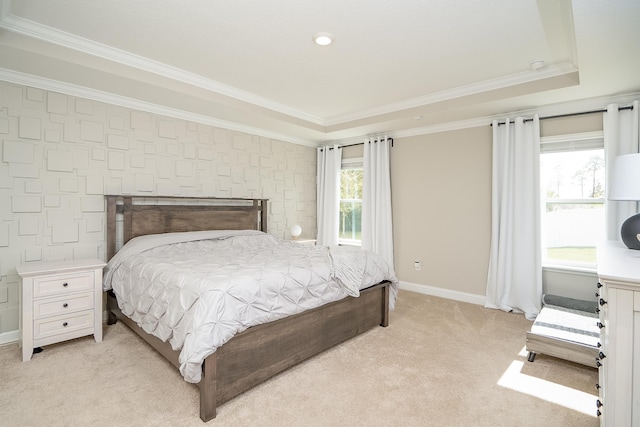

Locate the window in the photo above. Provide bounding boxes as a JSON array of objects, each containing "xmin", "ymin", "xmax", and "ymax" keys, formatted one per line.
[
  {"xmin": 339, "ymin": 158, "xmax": 363, "ymax": 245},
  {"xmin": 540, "ymin": 133, "xmax": 605, "ymax": 269}
]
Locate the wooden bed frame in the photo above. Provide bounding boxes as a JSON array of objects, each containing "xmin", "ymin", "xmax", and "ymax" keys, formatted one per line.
[{"xmin": 104, "ymin": 195, "xmax": 390, "ymax": 421}]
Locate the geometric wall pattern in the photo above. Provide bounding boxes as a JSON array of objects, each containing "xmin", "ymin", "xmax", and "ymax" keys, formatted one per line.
[{"xmin": 0, "ymin": 81, "xmax": 317, "ymax": 339}]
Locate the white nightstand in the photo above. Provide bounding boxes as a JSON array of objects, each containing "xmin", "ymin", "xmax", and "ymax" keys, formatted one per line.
[{"xmin": 17, "ymin": 258, "xmax": 106, "ymax": 362}]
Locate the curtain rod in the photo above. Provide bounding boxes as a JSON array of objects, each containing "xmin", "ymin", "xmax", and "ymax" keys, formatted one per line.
[
  {"xmin": 321, "ymin": 137, "xmax": 394, "ymax": 151},
  {"xmin": 491, "ymin": 105, "xmax": 635, "ymax": 126}
]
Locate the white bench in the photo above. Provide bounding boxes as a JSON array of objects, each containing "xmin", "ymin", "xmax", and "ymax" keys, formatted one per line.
[{"xmin": 525, "ymin": 294, "xmax": 600, "ymax": 367}]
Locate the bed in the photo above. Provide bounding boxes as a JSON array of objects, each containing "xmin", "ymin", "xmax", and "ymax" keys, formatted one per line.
[{"xmin": 103, "ymin": 195, "xmax": 396, "ymax": 421}]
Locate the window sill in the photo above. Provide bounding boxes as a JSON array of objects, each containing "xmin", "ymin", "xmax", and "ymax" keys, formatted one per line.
[
  {"xmin": 338, "ymin": 240, "xmax": 361, "ymax": 247},
  {"xmin": 542, "ymin": 264, "xmax": 597, "ymax": 277}
]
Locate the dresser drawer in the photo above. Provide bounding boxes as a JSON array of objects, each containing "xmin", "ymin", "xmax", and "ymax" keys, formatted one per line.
[
  {"xmin": 33, "ymin": 271, "xmax": 94, "ymax": 298},
  {"xmin": 33, "ymin": 292, "xmax": 94, "ymax": 319},
  {"xmin": 33, "ymin": 310, "xmax": 94, "ymax": 340}
]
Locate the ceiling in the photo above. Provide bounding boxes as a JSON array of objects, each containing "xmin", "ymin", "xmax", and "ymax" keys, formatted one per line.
[{"xmin": 0, "ymin": 0, "xmax": 638, "ymax": 146}]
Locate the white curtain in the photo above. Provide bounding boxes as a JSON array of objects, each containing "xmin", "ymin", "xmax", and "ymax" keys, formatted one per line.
[
  {"xmin": 485, "ymin": 116, "xmax": 542, "ymax": 320},
  {"xmin": 604, "ymin": 100, "xmax": 640, "ymax": 240},
  {"xmin": 362, "ymin": 136, "xmax": 394, "ymax": 269},
  {"xmin": 317, "ymin": 145, "xmax": 342, "ymax": 246}
]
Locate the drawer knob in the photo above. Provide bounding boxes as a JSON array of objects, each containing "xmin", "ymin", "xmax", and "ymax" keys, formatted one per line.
[
  {"xmin": 595, "ymin": 308, "xmax": 600, "ymax": 314},
  {"xmin": 597, "ymin": 322, "xmax": 605, "ymax": 329},
  {"xmin": 63, "ymin": 303, "xmax": 68, "ymax": 308},
  {"xmin": 599, "ymin": 298, "xmax": 607, "ymax": 306},
  {"xmin": 598, "ymin": 351, "xmax": 606, "ymax": 360},
  {"xmin": 596, "ymin": 399, "xmax": 603, "ymax": 408},
  {"xmin": 596, "ymin": 383, "xmax": 601, "ymax": 390},
  {"xmin": 596, "ymin": 360, "xmax": 602, "ymax": 368},
  {"xmin": 597, "ymin": 282, "xmax": 603, "ymax": 288},
  {"xmin": 595, "ymin": 292, "xmax": 599, "ymax": 298},
  {"xmin": 597, "ymin": 342, "xmax": 602, "ymax": 348},
  {"xmin": 597, "ymin": 410, "xmax": 601, "ymax": 417},
  {"xmin": 63, "ymin": 282, "xmax": 69, "ymax": 287},
  {"xmin": 63, "ymin": 322, "xmax": 68, "ymax": 327}
]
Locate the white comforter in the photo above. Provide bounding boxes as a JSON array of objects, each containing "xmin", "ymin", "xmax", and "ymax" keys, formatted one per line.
[{"xmin": 103, "ymin": 230, "xmax": 398, "ymax": 383}]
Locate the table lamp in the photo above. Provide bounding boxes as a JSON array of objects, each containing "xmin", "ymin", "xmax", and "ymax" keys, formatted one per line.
[
  {"xmin": 608, "ymin": 153, "xmax": 640, "ymax": 249},
  {"xmin": 290, "ymin": 224, "xmax": 302, "ymax": 240}
]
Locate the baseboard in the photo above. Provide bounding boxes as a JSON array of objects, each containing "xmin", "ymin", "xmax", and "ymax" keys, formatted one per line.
[
  {"xmin": 399, "ymin": 281, "xmax": 486, "ymax": 306},
  {"xmin": 1, "ymin": 289, "xmax": 482, "ymax": 346},
  {"xmin": 0, "ymin": 330, "xmax": 19, "ymax": 346}
]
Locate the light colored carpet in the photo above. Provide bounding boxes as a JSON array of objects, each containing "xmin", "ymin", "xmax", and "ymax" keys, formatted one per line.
[{"xmin": 0, "ymin": 290, "xmax": 599, "ymax": 427}]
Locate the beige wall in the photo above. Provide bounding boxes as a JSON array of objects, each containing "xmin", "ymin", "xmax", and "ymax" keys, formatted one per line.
[
  {"xmin": 390, "ymin": 112, "xmax": 605, "ymax": 301},
  {"xmin": 0, "ymin": 81, "xmax": 317, "ymax": 339},
  {"xmin": 391, "ymin": 127, "xmax": 493, "ymax": 296},
  {"xmin": 540, "ymin": 112, "xmax": 603, "ymax": 136},
  {"xmin": 341, "ymin": 144, "xmax": 363, "ymax": 159}
]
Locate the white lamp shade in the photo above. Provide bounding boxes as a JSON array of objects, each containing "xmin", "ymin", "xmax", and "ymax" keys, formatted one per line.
[
  {"xmin": 289, "ymin": 224, "xmax": 302, "ymax": 238},
  {"xmin": 608, "ymin": 153, "xmax": 640, "ymax": 201}
]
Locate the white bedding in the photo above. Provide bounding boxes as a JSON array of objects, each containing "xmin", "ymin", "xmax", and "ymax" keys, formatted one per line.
[{"xmin": 103, "ymin": 230, "xmax": 398, "ymax": 383}]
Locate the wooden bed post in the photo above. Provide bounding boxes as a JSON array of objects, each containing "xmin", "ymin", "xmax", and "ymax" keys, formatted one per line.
[
  {"xmin": 123, "ymin": 196, "xmax": 132, "ymax": 244},
  {"xmin": 259, "ymin": 199, "xmax": 268, "ymax": 232},
  {"xmin": 200, "ymin": 353, "xmax": 218, "ymax": 421},
  {"xmin": 381, "ymin": 283, "xmax": 390, "ymax": 327},
  {"xmin": 106, "ymin": 196, "xmax": 117, "ymax": 261}
]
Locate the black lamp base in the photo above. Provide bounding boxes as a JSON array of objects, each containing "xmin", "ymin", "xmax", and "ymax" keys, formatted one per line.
[{"xmin": 621, "ymin": 213, "xmax": 640, "ymax": 250}]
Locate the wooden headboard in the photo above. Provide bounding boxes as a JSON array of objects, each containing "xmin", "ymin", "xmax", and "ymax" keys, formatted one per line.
[{"xmin": 105, "ymin": 195, "xmax": 268, "ymax": 260}]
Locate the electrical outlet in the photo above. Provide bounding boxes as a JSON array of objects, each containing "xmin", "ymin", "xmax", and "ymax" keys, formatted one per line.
[{"xmin": 414, "ymin": 260, "xmax": 421, "ymax": 271}]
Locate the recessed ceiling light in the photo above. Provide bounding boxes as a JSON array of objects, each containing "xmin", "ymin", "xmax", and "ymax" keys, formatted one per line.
[{"xmin": 313, "ymin": 32, "xmax": 333, "ymax": 46}]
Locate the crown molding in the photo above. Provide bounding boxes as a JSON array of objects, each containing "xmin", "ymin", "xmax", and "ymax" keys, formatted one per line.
[
  {"xmin": 4, "ymin": 66, "xmax": 636, "ymax": 150},
  {"xmin": 0, "ymin": 5, "xmax": 325, "ymax": 127},
  {"xmin": 0, "ymin": 0, "xmax": 583, "ymax": 132},
  {"xmin": 325, "ymin": 62, "xmax": 580, "ymax": 127},
  {"xmin": 2, "ymin": 0, "xmax": 636, "ymax": 149},
  {"xmin": 496, "ymin": 91, "xmax": 640, "ymax": 124},
  {"xmin": 326, "ymin": 91, "xmax": 640, "ymax": 145},
  {"xmin": 0, "ymin": 68, "xmax": 317, "ymax": 147}
]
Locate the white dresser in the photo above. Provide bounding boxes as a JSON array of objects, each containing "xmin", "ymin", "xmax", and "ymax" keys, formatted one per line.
[
  {"xmin": 596, "ymin": 241, "xmax": 640, "ymax": 426},
  {"xmin": 17, "ymin": 258, "xmax": 106, "ymax": 362}
]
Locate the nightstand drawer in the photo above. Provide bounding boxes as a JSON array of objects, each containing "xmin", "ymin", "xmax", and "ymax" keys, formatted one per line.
[
  {"xmin": 33, "ymin": 310, "xmax": 94, "ymax": 340},
  {"xmin": 33, "ymin": 271, "xmax": 94, "ymax": 297},
  {"xmin": 34, "ymin": 292, "xmax": 94, "ymax": 319}
]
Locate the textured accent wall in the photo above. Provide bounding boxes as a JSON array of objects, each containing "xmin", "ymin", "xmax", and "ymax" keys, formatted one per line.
[{"xmin": 0, "ymin": 81, "xmax": 317, "ymax": 339}]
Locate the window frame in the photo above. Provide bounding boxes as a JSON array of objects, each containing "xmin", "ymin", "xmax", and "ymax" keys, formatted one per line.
[
  {"xmin": 338, "ymin": 157, "xmax": 363, "ymax": 246},
  {"xmin": 540, "ymin": 131, "xmax": 605, "ymax": 272}
]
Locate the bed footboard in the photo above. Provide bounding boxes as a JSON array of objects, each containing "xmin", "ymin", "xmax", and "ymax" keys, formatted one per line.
[
  {"xmin": 211, "ymin": 281, "xmax": 390, "ymax": 410},
  {"xmin": 108, "ymin": 281, "xmax": 390, "ymax": 421}
]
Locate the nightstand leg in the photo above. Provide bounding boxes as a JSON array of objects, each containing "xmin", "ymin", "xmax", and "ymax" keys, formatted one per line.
[{"xmin": 22, "ymin": 347, "xmax": 32, "ymax": 362}]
